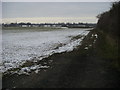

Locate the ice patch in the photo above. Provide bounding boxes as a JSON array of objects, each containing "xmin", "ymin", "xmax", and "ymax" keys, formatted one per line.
[
  {"xmin": 84, "ymin": 47, "xmax": 88, "ymax": 50},
  {"xmin": 89, "ymin": 44, "xmax": 92, "ymax": 47},
  {"xmin": 94, "ymin": 34, "xmax": 98, "ymax": 38},
  {"xmin": 91, "ymin": 33, "xmax": 98, "ymax": 38},
  {"xmin": 35, "ymin": 70, "xmax": 39, "ymax": 74}
]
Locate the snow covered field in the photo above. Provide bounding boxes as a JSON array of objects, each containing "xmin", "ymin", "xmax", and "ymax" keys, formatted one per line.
[{"xmin": 1, "ymin": 28, "xmax": 90, "ymax": 74}]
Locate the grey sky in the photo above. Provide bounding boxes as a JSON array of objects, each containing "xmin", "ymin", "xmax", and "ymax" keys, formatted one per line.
[
  {"xmin": 2, "ymin": 2, "xmax": 111, "ymax": 18},
  {"xmin": 2, "ymin": 2, "xmax": 111, "ymax": 23}
]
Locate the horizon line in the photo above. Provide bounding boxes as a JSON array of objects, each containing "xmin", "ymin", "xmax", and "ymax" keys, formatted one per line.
[{"xmin": 2, "ymin": 22, "xmax": 97, "ymax": 24}]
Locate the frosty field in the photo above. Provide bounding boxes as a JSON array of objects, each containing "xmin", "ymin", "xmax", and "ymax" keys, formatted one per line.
[{"xmin": 1, "ymin": 28, "xmax": 90, "ymax": 74}]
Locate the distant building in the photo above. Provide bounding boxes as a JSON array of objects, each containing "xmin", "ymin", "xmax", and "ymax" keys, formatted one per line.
[
  {"xmin": 21, "ymin": 25, "xmax": 28, "ymax": 27},
  {"xmin": 31, "ymin": 25, "xmax": 39, "ymax": 27}
]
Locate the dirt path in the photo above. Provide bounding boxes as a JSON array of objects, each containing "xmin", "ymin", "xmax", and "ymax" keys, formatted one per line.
[{"xmin": 3, "ymin": 30, "xmax": 120, "ymax": 88}]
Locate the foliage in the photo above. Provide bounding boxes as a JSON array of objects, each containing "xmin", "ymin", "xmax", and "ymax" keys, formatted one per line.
[
  {"xmin": 96, "ymin": 1, "xmax": 120, "ymax": 70},
  {"xmin": 97, "ymin": 1, "xmax": 120, "ymax": 38}
]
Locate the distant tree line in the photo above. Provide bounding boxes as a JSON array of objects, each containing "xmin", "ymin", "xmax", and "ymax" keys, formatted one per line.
[{"xmin": 2, "ymin": 22, "xmax": 96, "ymax": 28}]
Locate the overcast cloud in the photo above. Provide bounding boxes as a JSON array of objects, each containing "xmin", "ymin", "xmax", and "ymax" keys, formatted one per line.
[{"xmin": 2, "ymin": 2, "xmax": 111, "ymax": 23}]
